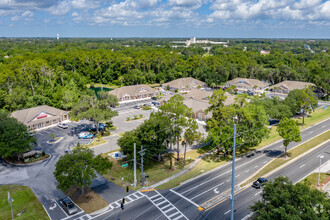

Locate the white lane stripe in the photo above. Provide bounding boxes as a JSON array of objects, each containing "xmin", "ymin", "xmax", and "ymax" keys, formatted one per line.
[
  {"xmin": 263, "ymin": 161, "xmax": 267, "ymax": 164},
  {"xmin": 179, "ymin": 154, "xmax": 265, "ymax": 195},
  {"xmin": 245, "ymin": 170, "xmax": 250, "ymax": 173},
  {"xmin": 189, "ymin": 182, "xmax": 225, "ymax": 200},
  {"xmin": 170, "ymin": 189, "xmax": 199, "ymax": 207},
  {"xmin": 236, "ymin": 174, "xmax": 240, "ymax": 177},
  {"xmin": 309, "ymin": 131, "xmax": 314, "ymax": 134},
  {"xmin": 60, "ymin": 211, "xmax": 84, "ymax": 220},
  {"xmin": 224, "ymin": 210, "xmax": 231, "ymax": 215},
  {"xmin": 300, "ymin": 164, "xmax": 305, "ymax": 168},
  {"xmin": 255, "ymin": 165, "xmax": 258, "ymax": 168},
  {"xmin": 226, "ymin": 179, "xmax": 230, "ymax": 182},
  {"xmin": 54, "ymin": 199, "xmax": 68, "ymax": 217},
  {"xmin": 255, "ymin": 191, "xmax": 262, "ymax": 196}
]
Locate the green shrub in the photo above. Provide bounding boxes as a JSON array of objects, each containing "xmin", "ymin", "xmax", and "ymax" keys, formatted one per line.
[
  {"xmin": 41, "ymin": 151, "xmax": 45, "ymax": 156},
  {"xmin": 126, "ymin": 117, "xmax": 130, "ymax": 121}
]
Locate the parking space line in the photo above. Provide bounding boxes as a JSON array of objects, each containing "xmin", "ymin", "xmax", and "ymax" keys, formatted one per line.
[
  {"xmin": 60, "ymin": 211, "xmax": 84, "ymax": 220},
  {"xmin": 54, "ymin": 199, "xmax": 68, "ymax": 217}
]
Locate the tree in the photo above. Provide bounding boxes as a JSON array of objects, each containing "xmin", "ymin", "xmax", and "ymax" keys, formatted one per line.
[
  {"xmin": 54, "ymin": 146, "xmax": 112, "ymax": 194},
  {"xmin": 0, "ymin": 110, "xmax": 36, "ymax": 159},
  {"xmin": 250, "ymin": 176, "xmax": 330, "ymax": 220},
  {"xmin": 183, "ymin": 118, "xmax": 200, "ymax": 166},
  {"xmin": 286, "ymin": 87, "xmax": 318, "ymax": 125},
  {"xmin": 277, "ymin": 117, "xmax": 301, "ymax": 156},
  {"xmin": 70, "ymin": 94, "xmax": 118, "ymax": 132},
  {"xmin": 160, "ymin": 94, "xmax": 193, "ymax": 161}
]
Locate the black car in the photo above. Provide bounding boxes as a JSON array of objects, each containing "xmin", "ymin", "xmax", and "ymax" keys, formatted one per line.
[
  {"xmin": 151, "ymin": 97, "xmax": 157, "ymax": 100},
  {"xmin": 252, "ymin": 177, "xmax": 268, "ymax": 189}
]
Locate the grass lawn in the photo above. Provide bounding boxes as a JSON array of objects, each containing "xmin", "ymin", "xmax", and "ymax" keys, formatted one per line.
[
  {"xmin": 0, "ymin": 185, "xmax": 48, "ymax": 220},
  {"xmin": 246, "ymin": 107, "xmax": 329, "ymax": 151},
  {"xmin": 301, "ymin": 173, "xmax": 330, "ymax": 189},
  {"xmin": 156, "ymin": 155, "xmax": 227, "ymax": 190},
  {"xmin": 102, "ymin": 150, "xmax": 210, "ymax": 190},
  {"xmin": 66, "ymin": 187, "xmax": 108, "ymax": 214},
  {"xmin": 242, "ymin": 131, "xmax": 330, "ymax": 187},
  {"xmin": 84, "ymin": 138, "xmax": 107, "ymax": 148}
]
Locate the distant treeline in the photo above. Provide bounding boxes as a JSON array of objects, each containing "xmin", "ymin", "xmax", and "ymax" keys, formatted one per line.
[{"xmin": 0, "ymin": 38, "xmax": 329, "ymax": 111}]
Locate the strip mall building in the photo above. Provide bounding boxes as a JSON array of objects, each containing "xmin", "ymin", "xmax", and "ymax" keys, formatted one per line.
[{"xmin": 11, "ymin": 105, "xmax": 69, "ymax": 130}]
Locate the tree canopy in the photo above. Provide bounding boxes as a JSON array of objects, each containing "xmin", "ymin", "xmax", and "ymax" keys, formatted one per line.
[
  {"xmin": 250, "ymin": 176, "xmax": 330, "ymax": 220},
  {"xmin": 54, "ymin": 146, "xmax": 112, "ymax": 194},
  {"xmin": 277, "ymin": 117, "xmax": 301, "ymax": 155},
  {"xmin": 0, "ymin": 110, "xmax": 36, "ymax": 159}
]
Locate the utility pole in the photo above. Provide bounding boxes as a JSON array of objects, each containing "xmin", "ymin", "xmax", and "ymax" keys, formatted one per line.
[
  {"xmin": 134, "ymin": 143, "xmax": 137, "ymax": 187},
  {"xmin": 8, "ymin": 191, "xmax": 14, "ymax": 220},
  {"xmin": 138, "ymin": 145, "xmax": 146, "ymax": 185},
  {"xmin": 231, "ymin": 124, "xmax": 236, "ymax": 220}
]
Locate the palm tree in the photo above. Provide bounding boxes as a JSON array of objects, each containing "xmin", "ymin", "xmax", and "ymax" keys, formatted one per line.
[{"xmin": 118, "ymin": 76, "xmax": 124, "ymax": 87}]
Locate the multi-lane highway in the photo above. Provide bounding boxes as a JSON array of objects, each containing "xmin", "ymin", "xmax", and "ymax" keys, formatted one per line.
[{"xmin": 92, "ymin": 119, "xmax": 329, "ymax": 220}]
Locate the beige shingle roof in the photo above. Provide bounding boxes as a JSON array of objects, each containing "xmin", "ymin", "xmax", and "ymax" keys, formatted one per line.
[
  {"xmin": 11, "ymin": 105, "xmax": 69, "ymax": 125},
  {"xmin": 226, "ymin": 78, "xmax": 268, "ymax": 89},
  {"xmin": 269, "ymin": 80, "xmax": 315, "ymax": 90},
  {"xmin": 163, "ymin": 77, "xmax": 207, "ymax": 89},
  {"xmin": 183, "ymin": 89, "xmax": 212, "ymax": 101},
  {"xmin": 109, "ymin": 84, "xmax": 157, "ymax": 98}
]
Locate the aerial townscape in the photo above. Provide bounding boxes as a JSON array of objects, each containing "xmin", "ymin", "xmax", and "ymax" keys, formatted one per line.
[{"xmin": 0, "ymin": 1, "xmax": 330, "ymax": 220}]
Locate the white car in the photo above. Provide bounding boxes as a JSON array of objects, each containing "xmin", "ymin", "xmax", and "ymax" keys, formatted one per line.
[{"xmin": 58, "ymin": 122, "xmax": 68, "ymax": 129}]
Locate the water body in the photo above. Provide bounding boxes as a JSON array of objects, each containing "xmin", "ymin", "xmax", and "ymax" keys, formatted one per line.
[{"xmin": 89, "ymin": 87, "xmax": 112, "ymax": 98}]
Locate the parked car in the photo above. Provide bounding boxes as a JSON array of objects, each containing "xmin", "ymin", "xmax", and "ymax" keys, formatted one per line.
[
  {"xmin": 78, "ymin": 132, "xmax": 94, "ymax": 139},
  {"xmin": 60, "ymin": 197, "xmax": 77, "ymax": 215},
  {"xmin": 91, "ymin": 123, "xmax": 107, "ymax": 132},
  {"xmin": 252, "ymin": 177, "xmax": 268, "ymax": 189},
  {"xmin": 134, "ymin": 105, "xmax": 141, "ymax": 109},
  {"xmin": 58, "ymin": 122, "xmax": 68, "ymax": 129},
  {"xmin": 143, "ymin": 103, "xmax": 151, "ymax": 106},
  {"xmin": 151, "ymin": 97, "xmax": 157, "ymax": 100}
]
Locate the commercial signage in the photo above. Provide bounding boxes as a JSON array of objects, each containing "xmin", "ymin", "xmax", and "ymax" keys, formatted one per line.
[{"xmin": 37, "ymin": 113, "xmax": 47, "ymax": 119}]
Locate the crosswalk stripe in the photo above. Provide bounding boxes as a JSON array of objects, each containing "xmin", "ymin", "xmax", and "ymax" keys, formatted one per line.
[{"xmin": 168, "ymin": 212, "xmax": 180, "ymax": 218}]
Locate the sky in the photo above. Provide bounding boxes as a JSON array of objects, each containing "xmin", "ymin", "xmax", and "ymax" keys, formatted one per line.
[{"xmin": 0, "ymin": 0, "xmax": 329, "ymax": 38}]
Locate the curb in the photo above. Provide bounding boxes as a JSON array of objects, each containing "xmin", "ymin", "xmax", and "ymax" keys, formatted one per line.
[
  {"xmin": 89, "ymin": 205, "xmax": 110, "ymax": 216},
  {"xmin": 149, "ymin": 118, "xmax": 330, "ymax": 190},
  {"xmin": 239, "ymin": 130, "xmax": 329, "ymax": 188},
  {"xmin": 46, "ymin": 137, "xmax": 64, "ymax": 144},
  {"xmin": 3, "ymin": 153, "xmax": 52, "ymax": 167}
]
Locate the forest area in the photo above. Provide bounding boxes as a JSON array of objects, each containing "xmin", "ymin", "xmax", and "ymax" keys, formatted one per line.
[{"xmin": 0, "ymin": 38, "xmax": 329, "ymax": 112}]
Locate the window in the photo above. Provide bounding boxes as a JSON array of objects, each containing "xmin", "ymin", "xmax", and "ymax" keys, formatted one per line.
[
  {"xmin": 46, "ymin": 121, "xmax": 49, "ymax": 124},
  {"xmin": 53, "ymin": 119, "xmax": 57, "ymax": 123}
]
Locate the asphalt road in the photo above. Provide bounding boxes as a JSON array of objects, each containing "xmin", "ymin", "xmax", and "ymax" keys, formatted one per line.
[
  {"xmin": 201, "ymin": 140, "xmax": 330, "ymax": 220},
  {"xmin": 93, "ymin": 119, "xmax": 329, "ymax": 220}
]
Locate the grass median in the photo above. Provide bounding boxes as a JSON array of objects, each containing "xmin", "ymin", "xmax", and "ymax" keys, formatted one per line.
[
  {"xmin": 102, "ymin": 150, "xmax": 216, "ymax": 190},
  {"xmin": 302, "ymin": 173, "xmax": 330, "ymax": 189},
  {"xmin": 0, "ymin": 185, "xmax": 48, "ymax": 220},
  {"xmin": 242, "ymin": 130, "xmax": 330, "ymax": 187}
]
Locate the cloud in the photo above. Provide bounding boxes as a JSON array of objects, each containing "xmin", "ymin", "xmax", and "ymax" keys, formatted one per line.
[
  {"xmin": 10, "ymin": 10, "xmax": 33, "ymax": 21},
  {"xmin": 208, "ymin": 0, "xmax": 330, "ymax": 22},
  {"xmin": 48, "ymin": 0, "xmax": 71, "ymax": 15}
]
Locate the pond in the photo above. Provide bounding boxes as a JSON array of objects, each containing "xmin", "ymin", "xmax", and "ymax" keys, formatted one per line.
[{"xmin": 89, "ymin": 87, "xmax": 112, "ymax": 98}]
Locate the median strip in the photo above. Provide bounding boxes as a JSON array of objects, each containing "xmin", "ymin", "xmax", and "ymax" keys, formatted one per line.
[{"xmin": 240, "ymin": 130, "xmax": 330, "ymax": 188}]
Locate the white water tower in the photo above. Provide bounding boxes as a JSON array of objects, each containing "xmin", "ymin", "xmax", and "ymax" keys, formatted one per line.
[{"xmin": 57, "ymin": 34, "xmax": 59, "ymax": 40}]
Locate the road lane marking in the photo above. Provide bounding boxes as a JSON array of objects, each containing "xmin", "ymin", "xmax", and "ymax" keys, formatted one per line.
[
  {"xmin": 309, "ymin": 131, "xmax": 314, "ymax": 134},
  {"xmin": 255, "ymin": 165, "xmax": 258, "ymax": 168},
  {"xmin": 236, "ymin": 174, "xmax": 240, "ymax": 177},
  {"xmin": 300, "ymin": 164, "xmax": 305, "ymax": 168},
  {"xmin": 53, "ymin": 199, "xmax": 68, "ymax": 217},
  {"xmin": 178, "ymin": 154, "xmax": 265, "ymax": 194},
  {"xmin": 245, "ymin": 170, "xmax": 250, "ymax": 173},
  {"xmin": 322, "ymin": 125, "xmax": 326, "ymax": 128},
  {"xmin": 224, "ymin": 210, "xmax": 231, "ymax": 215},
  {"xmin": 226, "ymin": 179, "xmax": 230, "ymax": 182},
  {"xmin": 263, "ymin": 161, "xmax": 267, "ymax": 164},
  {"xmin": 169, "ymin": 189, "xmax": 199, "ymax": 207},
  {"xmin": 190, "ymin": 182, "xmax": 225, "ymax": 200},
  {"xmin": 255, "ymin": 191, "xmax": 262, "ymax": 196}
]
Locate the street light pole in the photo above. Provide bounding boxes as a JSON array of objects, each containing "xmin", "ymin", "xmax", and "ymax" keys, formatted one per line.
[
  {"xmin": 231, "ymin": 124, "xmax": 236, "ymax": 220},
  {"xmin": 318, "ymin": 154, "xmax": 324, "ymax": 186}
]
